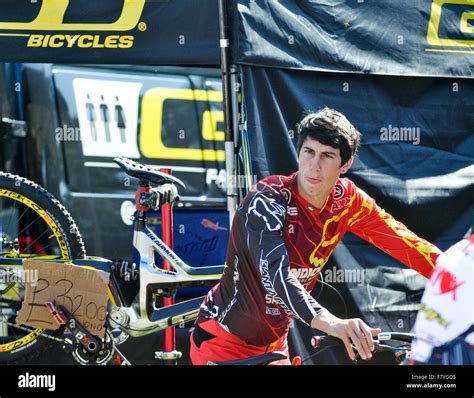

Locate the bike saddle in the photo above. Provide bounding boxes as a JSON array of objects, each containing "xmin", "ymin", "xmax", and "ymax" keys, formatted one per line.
[
  {"xmin": 209, "ymin": 352, "xmax": 287, "ymax": 366},
  {"xmin": 113, "ymin": 157, "xmax": 186, "ymax": 189}
]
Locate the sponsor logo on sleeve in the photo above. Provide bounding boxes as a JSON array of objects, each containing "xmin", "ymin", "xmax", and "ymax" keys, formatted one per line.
[{"xmin": 249, "ymin": 195, "xmax": 285, "ymax": 231}]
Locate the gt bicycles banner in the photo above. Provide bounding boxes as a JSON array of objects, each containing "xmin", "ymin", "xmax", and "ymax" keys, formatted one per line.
[
  {"xmin": 0, "ymin": 0, "xmax": 220, "ymax": 65},
  {"xmin": 234, "ymin": 0, "xmax": 474, "ymax": 77}
]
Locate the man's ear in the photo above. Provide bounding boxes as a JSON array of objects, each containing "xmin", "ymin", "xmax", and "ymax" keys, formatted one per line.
[{"xmin": 340, "ymin": 156, "xmax": 354, "ymax": 174}]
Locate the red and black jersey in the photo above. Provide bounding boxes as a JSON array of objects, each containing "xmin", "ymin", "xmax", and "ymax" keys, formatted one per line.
[{"xmin": 196, "ymin": 173, "xmax": 441, "ymax": 347}]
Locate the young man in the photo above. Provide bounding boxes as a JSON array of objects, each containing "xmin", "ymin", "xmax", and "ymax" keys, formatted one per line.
[{"xmin": 190, "ymin": 108, "xmax": 442, "ymax": 365}]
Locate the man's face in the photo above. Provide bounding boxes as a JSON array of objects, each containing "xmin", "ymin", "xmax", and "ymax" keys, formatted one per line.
[{"xmin": 297, "ymin": 137, "xmax": 352, "ymax": 204}]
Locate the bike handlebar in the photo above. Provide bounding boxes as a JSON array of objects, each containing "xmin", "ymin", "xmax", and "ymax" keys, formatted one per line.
[
  {"xmin": 309, "ymin": 332, "xmax": 415, "ymax": 365},
  {"xmin": 311, "ymin": 331, "xmax": 415, "ymax": 348},
  {"xmin": 376, "ymin": 332, "xmax": 415, "ymax": 343}
]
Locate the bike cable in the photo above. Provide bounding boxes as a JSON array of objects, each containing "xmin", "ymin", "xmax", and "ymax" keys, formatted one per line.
[{"xmin": 315, "ymin": 272, "xmax": 349, "ymax": 318}]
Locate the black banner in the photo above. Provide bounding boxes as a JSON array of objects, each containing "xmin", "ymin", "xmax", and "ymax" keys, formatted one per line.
[
  {"xmin": 241, "ymin": 65, "xmax": 474, "ymax": 335},
  {"xmin": 1, "ymin": 1, "xmax": 473, "ymax": 74},
  {"xmin": 0, "ymin": 0, "xmax": 220, "ymax": 65},
  {"xmin": 235, "ymin": 0, "xmax": 474, "ymax": 77}
]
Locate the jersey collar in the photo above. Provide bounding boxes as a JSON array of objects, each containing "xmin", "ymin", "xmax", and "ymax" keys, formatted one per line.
[{"xmin": 290, "ymin": 172, "xmax": 336, "ymax": 215}]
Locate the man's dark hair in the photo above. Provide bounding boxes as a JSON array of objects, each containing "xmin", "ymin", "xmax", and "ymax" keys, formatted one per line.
[{"xmin": 296, "ymin": 107, "xmax": 362, "ymax": 166}]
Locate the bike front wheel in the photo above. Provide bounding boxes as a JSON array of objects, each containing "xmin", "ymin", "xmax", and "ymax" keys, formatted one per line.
[{"xmin": 0, "ymin": 172, "xmax": 86, "ymax": 363}]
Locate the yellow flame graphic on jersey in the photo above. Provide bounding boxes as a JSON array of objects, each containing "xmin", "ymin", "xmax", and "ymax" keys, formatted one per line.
[
  {"xmin": 374, "ymin": 211, "xmax": 439, "ymax": 268},
  {"xmin": 348, "ymin": 197, "xmax": 439, "ymax": 269},
  {"xmin": 309, "ymin": 194, "xmax": 357, "ymax": 268}
]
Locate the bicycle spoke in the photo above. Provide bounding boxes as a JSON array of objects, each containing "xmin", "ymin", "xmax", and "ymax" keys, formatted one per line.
[
  {"xmin": 30, "ymin": 240, "xmax": 57, "ymax": 254},
  {"xmin": 15, "ymin": 214, "xmax": 42, "ymax": 242},
  {"xmin": 0, "ymin": 278, "xmax": 25, "ymax": 339},
  {"xmin": 2, "ymin": 198, "xmax": 19, "ymax": 239},
  {"xmin": 1, "ymin": 197, "xmax": 53, "ymax": 255},
  {"xmin": 21, "ymin": 228, "xmax": 52, "ymax": 254}
]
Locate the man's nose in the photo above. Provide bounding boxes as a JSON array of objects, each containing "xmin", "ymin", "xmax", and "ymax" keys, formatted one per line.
[{"xmin": 310, "ymin": 155, "xmax": 322, "ymax": 171}]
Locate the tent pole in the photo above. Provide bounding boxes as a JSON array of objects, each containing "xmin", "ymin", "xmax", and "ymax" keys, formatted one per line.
[{"xmin": 218, "ymin": 0, "xmax": 238, "ymax": 225}]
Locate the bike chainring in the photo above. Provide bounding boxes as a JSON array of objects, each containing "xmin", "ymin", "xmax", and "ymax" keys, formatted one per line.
[{"xmin": 72, "ymin": 329, "xmax": 115, "ymax": 365}]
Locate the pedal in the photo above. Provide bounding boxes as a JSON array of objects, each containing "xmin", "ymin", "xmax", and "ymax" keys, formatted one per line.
[
  {"xmin": 46, "ymin": 300, "xmax": 102, "ymax": 354},
  {"xmin": 46, "ymin": 301, "xmax": 87, "ymax": 356}
]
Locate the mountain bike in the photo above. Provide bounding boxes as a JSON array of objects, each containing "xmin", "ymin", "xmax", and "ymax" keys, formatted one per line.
[{"xmin": 0, "ymin": 157, "xmax": 229, "ymax": 365}]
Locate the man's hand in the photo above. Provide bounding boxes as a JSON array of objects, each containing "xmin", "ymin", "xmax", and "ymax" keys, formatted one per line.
[{"xmin": 311, "ymin": 309, "xmax": 381, "ymax": 361}]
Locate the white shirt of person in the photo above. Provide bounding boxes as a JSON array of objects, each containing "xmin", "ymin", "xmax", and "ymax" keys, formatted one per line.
[{"xmin": 411, "ymin": 235, "xmax": 474, "ymax": 362}]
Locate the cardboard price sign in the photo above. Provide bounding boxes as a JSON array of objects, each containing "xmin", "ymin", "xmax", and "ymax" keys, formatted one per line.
[{"xmin": 16, "ymin": 260, "xmax": 110, "ymax": 338}]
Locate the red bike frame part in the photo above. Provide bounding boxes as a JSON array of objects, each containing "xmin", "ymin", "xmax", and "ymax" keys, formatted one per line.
[
  {"xmin": 160, "ymin": 168, "xmax": 176, "ymax": 359},
  {"xmin": 135, "ymin": 184, "xmax": 152, "ymax": 212}
]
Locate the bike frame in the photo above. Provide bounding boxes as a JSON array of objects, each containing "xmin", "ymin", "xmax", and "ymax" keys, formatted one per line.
[{"xmin": 114, "ymin": 208, "xmax": 224, "ymax": 337}]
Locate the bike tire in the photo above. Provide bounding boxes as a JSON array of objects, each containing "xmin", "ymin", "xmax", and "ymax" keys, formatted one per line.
[{"xmin": 0, "ymin": 172, "xmax": 86, "ymax": 364}]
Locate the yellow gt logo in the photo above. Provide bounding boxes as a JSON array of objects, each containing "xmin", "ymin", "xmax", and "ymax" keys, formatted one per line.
[
  {"xmin": 427, "ymin": 0, "xmax": 474, "ymax": 48},
  {"xmin": 0, "ymin": 0, "xmax": 146, "ymax": 31},
  {"xmin": 140, "ymin": 88, "xmax": 225, "ymax": 162}
]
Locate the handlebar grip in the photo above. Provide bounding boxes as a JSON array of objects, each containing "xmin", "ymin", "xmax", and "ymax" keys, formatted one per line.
[{"xmin": 376, "ymin": 332, "xmax": 415, "ymax": 343}]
